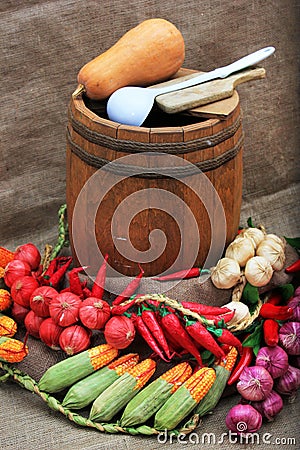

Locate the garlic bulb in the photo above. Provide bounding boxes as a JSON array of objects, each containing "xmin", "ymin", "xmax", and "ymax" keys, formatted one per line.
[
  {"xmin": 245, "ymin": 256, "xmax": 273, "ymax": 287},
  {"xmin": 256, "ymin": 239, "xmax": 285, "ymax": 271},
  {"xmin": 239, "ymin": 227, "xmax": 266, "ymax": 249},
  {"xmin": 210, "ymin": 257, "xmax": 241, "ymax": 289},
  {"xmin": 225, "ymin": 236, "xmax": 255, "ymax": 267},
  {"xmin": 264, "ymin": 233, "xmax": 286, "ymax": 250}
]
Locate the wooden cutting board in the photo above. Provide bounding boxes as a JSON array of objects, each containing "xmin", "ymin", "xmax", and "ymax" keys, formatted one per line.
[{"xmin": 152, "ymin": 67, "xmax": 266, "ymax": 116}]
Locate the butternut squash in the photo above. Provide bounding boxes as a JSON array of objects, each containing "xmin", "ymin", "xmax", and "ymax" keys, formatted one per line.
[{"xmin": 75, "ymin": 18, "xmax": 185, "ymax": 100}]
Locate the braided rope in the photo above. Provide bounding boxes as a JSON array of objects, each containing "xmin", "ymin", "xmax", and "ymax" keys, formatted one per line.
[
  {"xmin": 66, "ymin": 128, "xmax": 244, "ymax": 178},
  {"xmin": 68, "ymin": 106, "xmax": 242, "ymax": 155},
  {"xmin": 50, "ymin": 204, "xmax": 69, "ymax": 260}
]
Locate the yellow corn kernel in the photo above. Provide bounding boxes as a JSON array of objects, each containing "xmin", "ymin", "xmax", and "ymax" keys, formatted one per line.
[
  {"xmin": 0, "ymin": 337, "xmax": 28, "ymax": 363},
  {"xmin": 88, "ymin": 344, "xmax": 118, "ymax": 371},
  {"xmin": 0, "ymin": 247, "xmax": 14, "ymax": 268},
  {"xmin": 184, "ymin": 367, "xmax": 216, "ymax": 403},
  {"xmin": 0, "ymin": 314, "xmax": 17, "ymax": 337},
  {"xmin": 108, "ymin": 353, "xmax": 139, "ymax": 376},
  {"xmin": 127, "ymin": 358, "xmax": 156, "ymax": 390},
  {"xmin": 161, "ymin": 361, "xmax": 193, "ymax": 393},
  {"xmin": 0, "ymin": 289, "xmax": 12, "ymax": 311},
  {"xmin": 219, "ymin": 346, "xmax": 238, "ymax": 371}
]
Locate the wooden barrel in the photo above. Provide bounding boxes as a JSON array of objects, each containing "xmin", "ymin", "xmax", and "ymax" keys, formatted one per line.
[{"xmin": 66, "ymin": 82, "xmax": 243, "ymax": 277}]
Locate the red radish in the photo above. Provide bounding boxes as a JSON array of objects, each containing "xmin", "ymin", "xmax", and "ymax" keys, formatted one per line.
[
  {"xmin": 79, "ymin": 297, "xmax": 111, "ymax": 330},
  {"xmin": 104, "ymin": 315, "xmax": 135, "ymax": 349},
  {"xmin": 11, "ymin": 302, "xmax": 30, "ymax": 324},
  {"xmin": 11, "ymin": 275, "xmax": 40, "ymax": 308},
  {"xmin": 14, "ymin": 243, "xmax": 41, "ymax": 271},
  {"xmin": 30, "ymin": 286, "xmax": 58, "ymax": 317},
  {"xmin": 39, "ymin": 317, "xmax": 63, "ymax": 350},
  {"xmin": 24, "ymin": 310, "xmax": 45, "ymax": 339},
  {"xmin": 59, "ymin": 324, "xmax": 91, "ymax": 355},
  {"xmin": 4, "ymin": 260, "xmax": 31, "ymax": 288},
  {"xmin": 49, "ymin": 292, "xmax": 82, "ymax": 327}
]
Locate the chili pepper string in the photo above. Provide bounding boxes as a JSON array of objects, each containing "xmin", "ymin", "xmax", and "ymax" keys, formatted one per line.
[
  {"xmin": 184, "ymin": 317, "xmax": 225, "ymax": 360},
  {"xmin": 139, "ymin": 304, "xmax": 172, "ymax": 359}
]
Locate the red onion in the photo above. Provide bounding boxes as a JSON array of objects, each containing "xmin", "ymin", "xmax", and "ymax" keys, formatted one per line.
[
  {"xmin": 279, "ymin": 321, "xmax": 300, "ymax": 355},
  {"xmin": 10, "ymin": 275, "xmax": 40, "ymax": 308},
  {"xmin": 237, "ymin": 365, "xmax": 273, "ymax": 401},
  {"xmin": 39, "ymin": 317, "xmax": 63, "ymax": 350},
  {"xmin": 14, "ymin": 243, "xmax": 41, "ymax": 271},
  {"xmin": 225, "ymin": 404, "xmax": 262, "ymax": 434},
  {"xmin": 30, "ymin": 286, "xmax": 58, "ymax": 317},
  {"xmin": 4, "ymin": 260, "xmax": 31, "ymax": 288},
  {"xmin": 252, "ymin": 390, "xmax": 283, "ymax": 421},
  {"xmin": 24, "ymin": 310, "xmax": 45, "ymax": 339},
  {"xmin": 288, "ymin": 296, "xmax": 300, "ymax": 322},
  {"xmin": 79, "ymin": 297, "xmax": 111, "ymax": 330},
  {"xmin": 49, "ymin": 292, "xmax": 82, "ymax": 327},
  {"xmin": 275, "ymin": 364, "xmax": 300, "ymax": 401},
  {"xmin": 256, "ymin": 345, "xmax": 289, "ymax": 378},
  {"xmin": 11, "ymin": 302, "xmax": 30, "ymax": 324},
  {"xmin": 59, "ymin": 324, "xmax": 91, "ymax": 355}
]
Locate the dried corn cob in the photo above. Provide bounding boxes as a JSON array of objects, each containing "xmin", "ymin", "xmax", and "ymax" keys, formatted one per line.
[
  {"xmin": 62, "ymin": 353, "xmax": 139, "ymax": 409},
  {"xmin": 0, "ymin": 247, "xmax": 14, "ymax": 268},
  {"xmin": 0, "ymin": 289, "xmax": 12, "ymax": 312},
  {"xmin": 38, "ymin": 344, "xmax": 118, "ymax": 393},
  {"xmin": 120, "ymin": 361, "xmax": 192, "ymax": 427},
  {"xmin": 0, "ymin": 336, "xmax": 28, "ymax": 363},
  {"xmin": 90, "ymin": 358, "xmax": 156, "ymax": 422},
  {"xmin": 0, "ymin": 313, "xmax": 17, "ymax": 337},
  {"xmin": 194, "ymin": 346, "xmax": 238, "ymax": 417},
  {"xmin": 154, "ymin": 366, "xmax": 216, "ymax": 430}
]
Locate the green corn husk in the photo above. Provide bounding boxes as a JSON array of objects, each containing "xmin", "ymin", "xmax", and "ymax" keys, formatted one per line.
[
  {"xmin": 62, "ymin": 366, "xmax": 119, "ymax": 409},
  {"xmin": 120, "ymin": 377, "xmax": 173, "ymax": 427},
  {"xmin": 89, "ymin": 372, "xmax": 140, "ymax": 422},
  {"xmin": 193, "ymin": 364, "xmax": 230, "ymax": 417}
]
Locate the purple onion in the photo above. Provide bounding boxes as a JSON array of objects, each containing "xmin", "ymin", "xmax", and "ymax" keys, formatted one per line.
[
  {"xmin": 256, "ymin": 346, "xmax": 289, "ymax": 378},
  {"xmin": 225, "ymin": 404, "xmax": 262, "ymax": 434},
  {"xmin": 275, "ymin": 364, "xmax": 300, "ymax": 402},
  {"xmin": 279, "ymin": 321, "xmax": 300, "ymax": 355},
  {"xmin": 237, "ymin": 365, "xmax": 273, "ymax": 401},
  {"xmin": 252, "ymin": 390, "xmax": 283, "ymax": 421},
  {"xmin": 288, "ymin": 296, "xmax": 300, "ymax": 322}
]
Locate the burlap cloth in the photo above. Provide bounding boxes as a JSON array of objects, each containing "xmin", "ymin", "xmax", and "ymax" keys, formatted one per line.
[{"xmin": 1, "ymin": 0, "xmax": 299, "ymax": 449}]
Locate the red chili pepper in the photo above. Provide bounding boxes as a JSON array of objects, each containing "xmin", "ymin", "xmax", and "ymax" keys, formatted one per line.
[
  {"xmin": 181, "ymin": 301, "xmax": 231, "ymax": 316},
  {"xmin": 259, "ymin": 303, "xmax": 294, "ymax": 321},
  {"xmin": 111, "ymin": 298, "xmax": 136, "ymax": 315},
  {"xmin": 42, "ymin": 256, "xmax": 72, "ymax": 281},
  {"xmin": 91, "ymin": 254, "xmax": 108, "ymax": 299},
  {"xmin": 215, "ymin": 329, "xmax": 243, "ymax": 354},
  {"xmin": 48, "ymin": 257, "xmax": 72, "ymax": 289},
  {"xmin": 131, "ymin": 312, "xmax": 170, "ymax": 362},
  {"xmin": 82, "ymin": 286, "xmax": 92, "ymax": 298},
  {"xmin": 184, "ymin": 317, "xmax": 225, "ymax": 360},
  {"xmin": 266, "ymin": 292, "xmax": 282, "ymax": 306},
  {"xmin": 203, "ymin": 310, "xmax": 236, "ymax": 325},
  {"xmin": 227, "ymin": 345, "xmax": 254, "ymax": 385},
  {"xmin": 140, "ymin": 304, "xmax": 172, "ymax": 360},
  {"xmin": 112, "ymin": 265, "xmax": 144, "ymax": 306},
  {"xmin": 59, "ymin": 286, "xmax": 71, "ymax": 293},
  {"xmin": 152, "ymin": 267, "xmax": 201, "ymax": 281},
  {"xmin": 263, "ymin": 319, "xmax": 279, "ymax": 347},
  {"xmin": 285, "ymin": 259, "xmax": 300, "ymax": 273},
  {"xmin": 68, "ymin": 266, "xmax": 87, "ymax": 298},
  {"xmin": 159, "ymin": 308, "xmax": 203, "ymax": 366}
]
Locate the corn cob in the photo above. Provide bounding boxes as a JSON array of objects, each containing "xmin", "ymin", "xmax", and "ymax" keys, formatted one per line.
[
  {"xmin": 120, "ymin": 361, "xmax": 192, "ymax": 427},
  {"xmin": 154, "ymin": 367, "xmax": 216, "ymax": 431},
  {"xmin": 0, "ymin": 336, "xmax": 28, "ymax": 363},
  {"xmin": 194, "ymin": 346, "xmax": 238, "ymax": 417},
  {"xmin": 62, "ymin": 353, "xmax": 139, "ymax": 409},
  {"xmin": 0, "ymin": 289, "xmax": 12, "ymax": 312},
  {"xmin": 0, "ymin": 313, "xmax": 17, "ymax": 337},
  {"xmin": 38, "ymin": 344, "xmax": 118, "ymax": 393},
  {"xmin": 0, "ymin": 247, "xmax": 14, "ymax": 268},
  {"xmin": 90, "ymin": 358, "xmax": 156, "ymax": 422}
]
